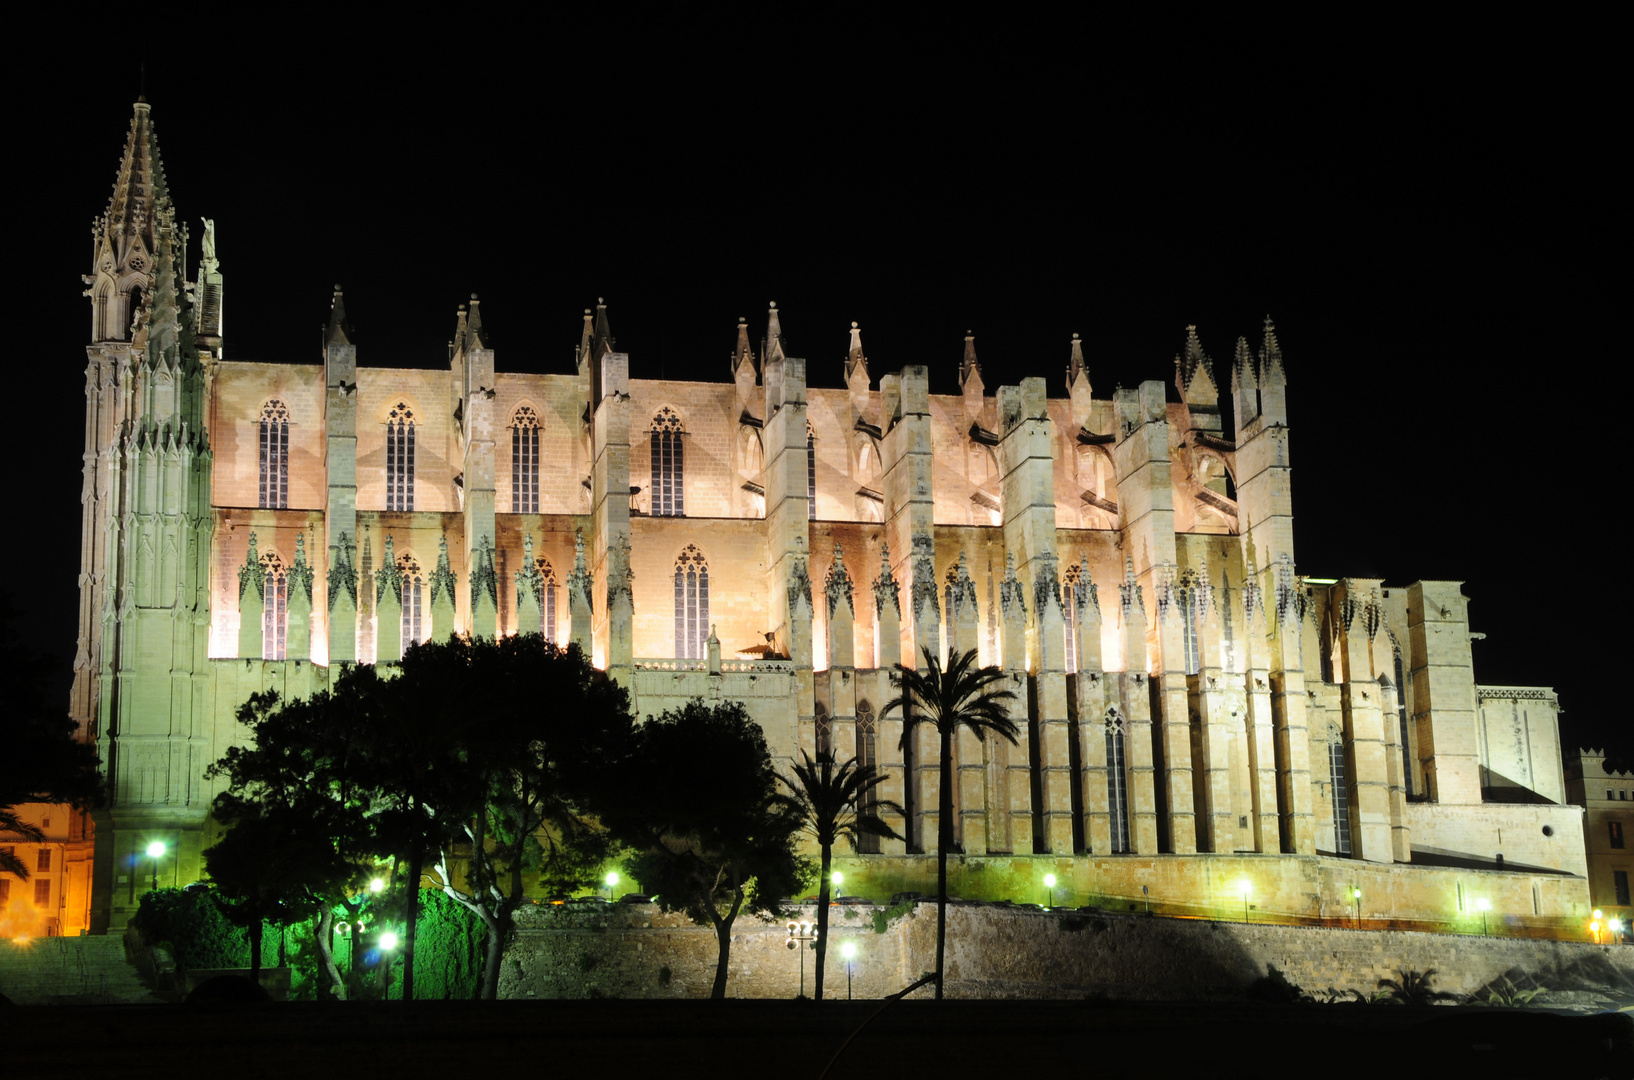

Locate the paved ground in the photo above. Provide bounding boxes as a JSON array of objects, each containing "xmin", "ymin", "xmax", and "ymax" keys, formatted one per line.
[
  {"xmin": 4, "ymin": 998, "xmax": 1629, "ymax": 1079},
  {"xmin": 0, "ymin": 936, "xmax": 164, "ymax": 1005}
]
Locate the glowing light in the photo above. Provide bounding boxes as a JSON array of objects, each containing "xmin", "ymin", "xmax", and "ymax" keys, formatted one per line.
[
  {"xmin": 1237, "ymin": 879, "xmax": 1251, "ymax": 897},
  {"xmin": 13, "ymin": 936, "xmax": 31, "ymax": 946},
  {"xmin": 605, "ymin": 871, "xmax": 620, "ymax": 888},
  {"xmin": 1044, "ymin": 873, "xmax": 1057, "ymax": 888},
  {"xmin": 1476, "ymin": 898, "xmax": 1491, "ymax": 912},
  {"xmin": 380, "ymin": 931, "xmax": 398, "ymax": 950},
  {"xmin": 146, "ymin": 841, "xmax": 166, "ymax": 859},
  {"xmin": 840, "ymin": 941, "xmax": 857, "ymax": 960},
  {"xmin": 1611, "ymin": 919, "xmax": 1624, "ymax": 933},
  {"xmin": 1352, "ymin": 888, "xmax": 1362, "ymax": 900},
  {"xmin": 831, "ymin": 872, "xmax": 844, "ymax": 887},
  {"xmin": 1593, "ymin": 908, "xmax": 1604, "ymax": 920},
  {"xmin": 370, "ymin": 878, "xmax": 385, "ymax": 893}
]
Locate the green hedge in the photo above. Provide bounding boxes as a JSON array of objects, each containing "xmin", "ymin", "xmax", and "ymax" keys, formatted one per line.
[{"xmin": 129, "ymin": 887, "xmax": 280, "ymax": 971}]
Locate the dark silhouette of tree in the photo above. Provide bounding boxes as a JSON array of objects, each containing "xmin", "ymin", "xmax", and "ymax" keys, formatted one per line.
[
  {"xmin": 203, "ymin": 802, "xmax": 349, "ymax": 986},
  {"xmin": 780, "ymin": 751, "xmax": 902, "ymax": 1000},
  {"xmin": 885, "ymin": 646, "xmax": 1018, "ymax": 999},
  {"xmin": 604, "ymin": 700, "xmax": 809, "ymax": 999},
  {"xmin": 0, "ymin": 595, "xmax": 102, "ymax": 879},
  {"xmin": 1376, "ymin": 968, "xmax": 1459, "ymax": 1005}
]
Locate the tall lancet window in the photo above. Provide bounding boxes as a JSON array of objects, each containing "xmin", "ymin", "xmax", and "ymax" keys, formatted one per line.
[
  {"xmin": 399, "ymin": 552, "xmax": 424, "ymax": 646},
  {"xmin": 1062, "ymin": 563, "xmax": 1082, "ymax": 674},
  {"xmin": 1329, "ymin": 728, "xmax": 1353, "ymax": 857},
  {"xmin": 806, "ymin": 422, "xmax": 818, "ymax": 520},
  {"xmin": 1393, "ymin": 649, "xmax": 1413, "ymax": 797},
  {"xmin": 1106, "ymin": 709, "xmax": 1131, "ymax": 854},
  {"xmin": 259, "ymin": 400, "xmax": 290, "ymax": 509},
  {"xmin": 386, "ymin": 403, "xmax": 416, "ymax": 512},
  {"xmin": 673, "ymin": 545, "xmax": 709, "ymax": 659},
  {"xmin": 537, "ymin": 555, "xmax": 558, "ymax": 641},
  {"xmin": 512, "ymin": 406, "xmax": 540, "ymax": 513},
  {"xmin": 856, "ymin": 701, "xmax": 881, "ymax": 854},
  {"xmin": 1178, "ymin": 573, "xmax": 1202, "ymax": 676},
  {"xmin": 260, "ymin": 551, "xmax": 287, "ymax": 660},
  {"xmin": 651, "ymin": 407, "xmax": 685, "ymax": 516}
]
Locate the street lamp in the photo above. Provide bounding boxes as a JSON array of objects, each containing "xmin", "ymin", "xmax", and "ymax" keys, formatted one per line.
[
  {"xmin": 1591, "ymin": 909, "xmax": 1604, "ymax": 944},
  {"xmin": 1044, "ymin": 873, "xmax": 1057, "ymax": 909},
  {"xmin": 1237, "ymin": 879, "xmax": 1251, "ymax": 923},
  {"xmin": 605, "ymin": 871, "xmax": 620, "ymax": 899},
  {"xmin": 145, "ymin": 841, "xmax": 166, "ymax": 890},
  {"xmin": 1352, "ymin": 887, "xmax": 1362, "ymax": 928},
  {"xmin": 840, "ymin": 941, "xmax": 857, "ymax": 1000},
  {"xmin": 1476, "ymin": 897, "xmax": 1491, "ymax": 937},
  {"xmin": 379, "ymin": 929, "xmax": 398, "ymax": 1001},
  {"xmin": 785, "ymin": 920, "xmax": 815, "ymax": 997},
  {"xmin": 831, "ymin": 871, "xmax": 844, "ymax": 895},
  {"xmin": 369, "ymin": 877, "xmax": 385, "ymax": 894}
]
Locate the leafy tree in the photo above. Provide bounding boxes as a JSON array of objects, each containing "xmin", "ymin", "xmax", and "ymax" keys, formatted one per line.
[
  {"xmin": 1376, "ymin": 968, "xmax": 1460, "ymax": 1005},
  {"xmin": 405, "ymin": 636, "xmax": 633, "ymax": 1000},
  {"xmin": 203, "ymin": 802, "xmax": 350, "ymax": 986},
  {"xmin": 0, "ymin": 594, "xmax": 102, "ymax": 879},
  {"xmin": 779, "ymin": 751, "xmax": 902, "ymax": 1000},
  {"xmin": 885, "ymin": 646, "xmax": 1018, "ymax": 999},
  {"xmin": 605, "ymin": 700, "xmax": 809, "ymax": 999},
  {"xmin": 129, "ymin": 886, "xmax": 274, "ymax": 972},
  {"xmin": 208, "ymin": 671, "xmax": 390, "ymax": 1000}
]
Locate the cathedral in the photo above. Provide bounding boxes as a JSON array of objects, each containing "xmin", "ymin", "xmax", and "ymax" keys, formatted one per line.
[{"xmin": 41, "ymin": 100, "xmax": 1590, "ymax": 935}]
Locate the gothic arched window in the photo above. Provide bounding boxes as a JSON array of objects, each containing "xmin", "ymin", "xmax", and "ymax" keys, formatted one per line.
[
  {"xmin": 538, "ymin": 555, "xmax": 558, "ymax": 642},
  {"xmin": 1106, "ymin": 709, "xmax": 1131, "ymax": 854},
  {"xmin": 1329, "ymin": 727, "xmax": 1353, "ymax": 857},
  {"xmin": 512, "ymin": 406, "xmax": 540, "ymax": 513},
  {"xmin": 1177, "ymin": 571, "xmax": 1202, "ymax": 676},
  {"xmin": 260, "ymin": 551, "xmax": 287, "ymax": 660},
  {"xmin": 856, "ymin": 701, "xmax": 880, "ymax": 854},
  {"xmin": 386, "ymin": 403, "xmax": 416, "ymax": 512},
  {"xmin": 651, "ymin": 408, "xmax": 685, "ymax": 516},
  {"xmin": 1062, "ymin": 562, "xmax": 1082, "ymax": 674},
  {"xmin": 259, "ymin": 400, "xmax": 289, "ymax": 509},
  {"xmin": 806, "ymin": 422, "xmax": 817, "ymax": 520},
  {"xmin": 673, "ymin": 545, "xmax": 709, "ymax": 659},
  {"xmin": 399, "ymin": 551, "xmax": 424, "ymax": 646},
  {"xmin": 1393, "ymin": 646, "xmax": 1413, "ymax": 797}
]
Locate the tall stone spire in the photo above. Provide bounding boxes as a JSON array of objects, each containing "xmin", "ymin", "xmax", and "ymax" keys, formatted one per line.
[
  {"xmin": 592, "ymin": 297, "xmax": 614, "ymax": 362},
  {"xmin": 845, "ymin": 321, "xmax": 867, "ymax": 383},
  {"xmin": 465, "ymin": 293, "xmax": 490, "ymax": 351},
  {"xmin": 730, "ymin": 316, "xmax": 756, "ymax": 378},
  {"xmin": 960, "ymin": 331, "xmax": 983, "ymax": 393},
  {"xmin": 1175, "ymin": 325, "xmax": 1215, "ymax": 396},
  {"xmin": 764, "ymin": 301, "xmax": 786, "ymax": 364},
  {"xmin": 86, "ymin": 99, "xmax": 175, "ymax": 343},
  {"xmin": 325, "ymin": 285, "xmax": 352, "ymax": 346},
  {"xmin": 1067, "ymin": 332, "xmax": 1087, "ymax": 387}
]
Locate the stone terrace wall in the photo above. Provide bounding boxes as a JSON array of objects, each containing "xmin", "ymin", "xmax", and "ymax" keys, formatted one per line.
[{"xmin": 501, "ymin": 901, "xmax": 1634, "ymax": 1003}]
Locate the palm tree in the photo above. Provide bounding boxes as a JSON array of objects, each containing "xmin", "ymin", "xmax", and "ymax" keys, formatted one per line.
[
  {"xmin": 884, "ymin": 646, "xmax": 1018, "ymax": 999},
  {"xmin": 0, "ymin": 807, "xmax": 44, "ymax": 878},
  {"xmin": 1376, "ymin": 968, "xmax": 1459, "ymax": 1005},
  {"xmin": 780, "ymin": 751, "xmax": 904, "ymax": 1000}
]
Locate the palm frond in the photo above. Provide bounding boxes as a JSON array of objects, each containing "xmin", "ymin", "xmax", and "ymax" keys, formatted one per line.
[{"xmin": 884, "ymin": 646, "xmax": 1019, "ymax": 752}]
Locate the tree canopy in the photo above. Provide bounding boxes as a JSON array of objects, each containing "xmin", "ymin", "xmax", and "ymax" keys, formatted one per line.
[{"xmin": 604, "ymin": 700, "xmax": 809, "ymax": 999}]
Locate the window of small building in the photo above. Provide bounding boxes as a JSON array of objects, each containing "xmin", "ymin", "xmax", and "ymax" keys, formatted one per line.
[
  {"xmin": 1611, "ymin": 821, "xmax": 1625, "ymax": 849},
  {"xmin": 1616, "ymin": 870, "xmax": 1631, "ymax": 907},
  {"xmin": 34, "ymin": 877, "xmax": 50, "ymax": 907},
  {"xmin": 36, "ymin": 848, "xmax": 51, "ymax": 872}
]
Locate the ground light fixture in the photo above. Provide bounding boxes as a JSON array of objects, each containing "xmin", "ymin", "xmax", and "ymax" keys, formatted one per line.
[
  {"xmin": 146, "ymin": 841, "xmax": 165, "ymax": 890},
  {"xmin": 840, "ymin": 941, "xmax": 857, "ymax": 1000},
  {"xmin": 1476, "ymin": 897, "xmax": 1491, "ymax": 937},
  {"xmin": 1043, "ymin": 873, "xmax": 1057, "ymax": 908}
]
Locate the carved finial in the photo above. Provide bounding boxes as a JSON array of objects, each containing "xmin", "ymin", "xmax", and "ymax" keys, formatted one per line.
[
  {"xmin": 325, "ymin": 285, "xmax": 352, "ymax": 346},
  {"xmin": 1259, "ymin": 315, "xmax": 1285, "ymax": 382},
  {"xmin": 1067, "ymin": 331, "xmax": 1087, "ymax": 387},
  {"xmin": 1176, "ymin": 324, "xmax": 1214, "ymax": 391},
  {"xmin": 961, "ymin": 331, "xmax": 981, "ymax": 390}
]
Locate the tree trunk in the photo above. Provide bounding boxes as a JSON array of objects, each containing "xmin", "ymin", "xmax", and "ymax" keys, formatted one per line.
[
  {"xmin": 402, "ymin": 846, "xmax": 423, "ymax": 1001},
  {"xmin": 479, "ymin": 908, "xmax": 505, "ymax": 1000},
  {"xmin": 248, "ymin": 918, "xmax": 264, "ymax": 987},
  {"xmin": 708, "ymin": 887, "xmax": 743, "ymax": 1000},
  {"xmin": 935, "ymin": 724, "xmax": 952, "ymax": 1000},
  {"xmin": 814, "ymin": 843, "xmax": 831, "ymax": 1000},
  {"xmin": 316, "ymin": 906, "xmax": 347, "ymax": 1001}
]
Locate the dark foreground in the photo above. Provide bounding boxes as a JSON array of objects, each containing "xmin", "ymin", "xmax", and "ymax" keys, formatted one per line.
[{"xmin": 10, "ymin": 998, "xmax": 1631, "ymax": 1080}]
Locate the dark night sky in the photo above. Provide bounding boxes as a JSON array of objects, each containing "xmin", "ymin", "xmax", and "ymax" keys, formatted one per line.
[{"xmin": 7, "ymin": 32, "xmax": 1622, "ymax": 757}]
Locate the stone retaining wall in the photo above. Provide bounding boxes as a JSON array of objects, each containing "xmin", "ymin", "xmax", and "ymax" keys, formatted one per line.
[{"xmin": 501, "ymin": 901, "xmax": 1634, "ymax": 1003}]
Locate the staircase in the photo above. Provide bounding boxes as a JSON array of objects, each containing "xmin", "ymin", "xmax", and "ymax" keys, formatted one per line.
[{"xmin": 0, "ymin": 935, "xmax": 164, "ymax": 1004}]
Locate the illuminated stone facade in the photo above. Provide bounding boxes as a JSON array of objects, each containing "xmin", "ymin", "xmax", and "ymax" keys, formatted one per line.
[
  {"xmin": 60, "ymin": 101, "xmax": 1590, "ymax": 935},
  {"xmin": 1565, "ymin": 749, "xmax": 1634, "ymax": 927}
]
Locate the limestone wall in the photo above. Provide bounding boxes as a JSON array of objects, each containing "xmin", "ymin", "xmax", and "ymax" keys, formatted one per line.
[{"xmin": 501, "ymin": 900, "xmax": 1634, "ymax": 1002}]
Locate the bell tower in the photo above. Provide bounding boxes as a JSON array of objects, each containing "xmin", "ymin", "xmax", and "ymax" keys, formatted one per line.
[{"xmin": 78, "ymin": 100, "xmax": 216, "ymax": 931}]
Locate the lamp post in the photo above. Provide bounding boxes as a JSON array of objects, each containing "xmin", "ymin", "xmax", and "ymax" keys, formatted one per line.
[
  {"xmin": 1352, "ymin": 887, "xmax": 1362, "ymax": 928},
  {"xmin": 831, "ymin": 871, "xmax": 843, "ymax": 896},
  {"xmin": 785, "ymin": 920, "xmax": 815, "ymax": 997},
  {"xmin": 1044, "ymin": 873, "xmax": 1057, "ymax": 910},
  {"xmin": 1237, "ymin": 879, "xmax": 1251, "ymax": 923},
  {"xmin": 1476, "ymin": 898, "xmax": 1491, "ymax": 937},
  {"xmin": 1592, "ymin": 908, "xmax": 1604, "ymax": 944},
  {"xmin": 145, "ymin": 841, "xmax": 166, "ymax": 891},
  {"xmin": 605, "ymin": 871, "xmax": 620, "ymax": 899},
  {"xmin": 840, "ymin": 941, "xmax": 857, "ymax": 1000},
  {"xmin": 380, "ymin": 930, "xmax": 398, "ymax": 1001}
]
